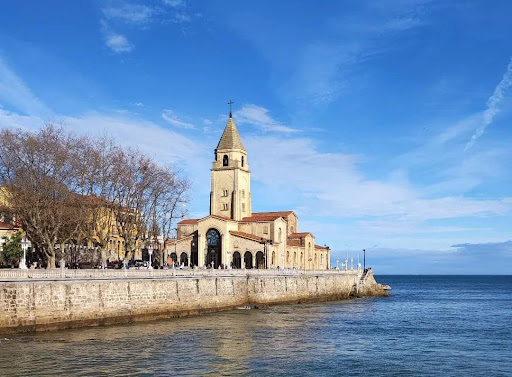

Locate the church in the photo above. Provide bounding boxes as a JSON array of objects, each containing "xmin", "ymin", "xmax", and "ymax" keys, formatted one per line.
[{"xmin": 168, "ymin": 108, "xmax": 330, "ymax": 270}]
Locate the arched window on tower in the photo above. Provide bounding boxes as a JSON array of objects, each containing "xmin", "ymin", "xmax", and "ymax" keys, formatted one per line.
[
  {"xmin": 278, "ymin": 228, "xmax": 282, "ymax": 242},
  {"xmin": 223, "ymin": 155, "xmax": 229, "ymax": 166},
  {"xmin": 241, "ymin": 156, "xmax": 244, "ymax": 167}
]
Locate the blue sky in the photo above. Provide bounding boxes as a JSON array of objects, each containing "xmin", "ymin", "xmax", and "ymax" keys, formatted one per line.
[{"xmin": 1, "ymin": 0, "xmax": 511, "ymax": 274}]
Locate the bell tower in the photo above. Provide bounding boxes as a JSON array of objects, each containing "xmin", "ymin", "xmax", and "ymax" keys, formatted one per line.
[{"xmin": 210, "ymin": 104, "xmax": 251, "ymax": 221}]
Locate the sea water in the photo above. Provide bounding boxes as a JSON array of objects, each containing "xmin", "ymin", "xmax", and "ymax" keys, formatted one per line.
[{"xmin": 0, "ymin": 276, "xmax": 510, "ymax": 376}]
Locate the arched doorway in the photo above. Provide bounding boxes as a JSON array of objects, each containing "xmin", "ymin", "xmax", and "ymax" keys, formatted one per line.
[
  {"xmin": 244, "ymin": 251, "xmax": 253, "ymax": 269},
  {"xmin": 232, "ymin": 251, "xmax": 241, "ymax": 269},
  {"xmin": 191, "ymin": 233, "xmax": 198, "ymax": 267},
  {"xmin": 180, "ymin": 252, "xmax": 188, "ymax": 267},
  {"xmin": 206, "ymin": 228, "xmax": 221, "ymax": 268},
  {"xmin": 170, "ymin": 252, "xmax": 178, "ymax": 267},
  {"xmin": 256, "ymin": 251, "xmax": 264, "ymax": 269}
]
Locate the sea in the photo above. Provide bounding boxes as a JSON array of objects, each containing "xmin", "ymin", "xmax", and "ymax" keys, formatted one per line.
[{"xmin": 0, "ymin": 275, "xmax": 511, "ymax": 376}]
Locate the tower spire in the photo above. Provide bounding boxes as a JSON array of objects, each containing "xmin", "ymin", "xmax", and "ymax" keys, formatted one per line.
[{"xmin": 228, "ymin": 100, "xmax": 234, "ymax": 118}]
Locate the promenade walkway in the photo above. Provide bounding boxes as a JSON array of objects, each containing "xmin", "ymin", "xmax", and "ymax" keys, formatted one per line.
[{"xmin": 0, "ymin": 268, "xmax": 359, "ymax": 283}]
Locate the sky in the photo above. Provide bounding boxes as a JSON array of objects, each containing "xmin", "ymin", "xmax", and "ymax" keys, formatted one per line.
[{"xmin": 0, "ymin": 0, "xmax": 511, "ymax": 274}]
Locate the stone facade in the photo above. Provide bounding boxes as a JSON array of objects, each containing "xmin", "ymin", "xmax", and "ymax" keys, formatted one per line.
[
  {"xmin": 0, "ymin": 271, "xmax": 387, "ymax": 334},
  {"xmin": 167, "ymin": 114, "xmax": 330, "ymax": 270}
]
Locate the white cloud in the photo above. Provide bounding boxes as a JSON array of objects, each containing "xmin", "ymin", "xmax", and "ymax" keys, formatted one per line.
[
  {"xmin": 163, "ymin": 0, "xmax": 185, "ymax": 8},
  {"xmin": 102, "ymin": 4, "xmax": 157, "ymax": 25},
  {"xmin": 246, "ymin": 134, "xmax": 512, "ymax": 222},
  {"xmin": 0, "ymin": 108, "xmax": 200, "ymax": 161},
  {"xmin": 465, "ymin": 56, "xmax": 512, "ymax": 150},
  {"xmin": 161, "ymin": 109, "xmax": 195, "ymax": 129},
  {"xmin": 235, "ymin": 104, "xmax": 298, "ymax": 133},
  {"xmin": 0, "ymin": 58, "xmax": 51, "ymax": 116},
  {"xmin": 104, "ymin": 32, "xmax": 133, "ymax": 53}
]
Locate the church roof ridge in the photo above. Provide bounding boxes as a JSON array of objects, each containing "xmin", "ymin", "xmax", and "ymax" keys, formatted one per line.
[
  {"xmin": 216, "ymin": 117, "xmax": 246, "ymax": 151},
  {"xmin": 288, "ymin": 232, "xmax": 313, "ymax": 238},
  {"xmin": 229, "ymin": 230, "xmax": 268, "ymax": 243}
]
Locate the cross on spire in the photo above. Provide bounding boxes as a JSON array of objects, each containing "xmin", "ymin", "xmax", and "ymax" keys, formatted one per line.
[{"xmin": 228, "ymin": 100, "xmax": 234, "ymax": 118}]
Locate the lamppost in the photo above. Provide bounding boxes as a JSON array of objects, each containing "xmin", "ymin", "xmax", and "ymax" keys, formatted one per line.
[
  {"xmin": 174, "ymin": 227, "xmax": 178, "ymax": 268},
  {"xmin": 363, "ymin": 249, "xmax": 366, "ymax": 270},
  {"xmin": 336, "ymin": 258, "xmax": 339, "ymax": 270},
  {"xmin": 264, "ymin": 241, "xmax": 268, "ymax": 269},
  {"xmin": 20, "ymin": 238, "xmax": 29, "ymax": 269},
  {"xmin": 147, "ymin": 243, "xmax": 153, "ymax": 269},
  {"xmin": 157, "ymin": 235, "xmax": 163, "ymax": 268}
]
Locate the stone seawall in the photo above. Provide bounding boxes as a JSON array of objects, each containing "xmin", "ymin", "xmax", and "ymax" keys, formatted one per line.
[{"xmin": 0, "ymin": 271, "xmax": 387, "ymax": 334}]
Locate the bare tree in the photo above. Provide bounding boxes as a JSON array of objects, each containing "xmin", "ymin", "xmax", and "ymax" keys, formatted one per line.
[
  {"xmin": 0, "ymin": 125, "xmax": 191, "ymax": 268},
  {"xmin": 0, "ymin": 126, "xmax": 79, "ymax": 267}
]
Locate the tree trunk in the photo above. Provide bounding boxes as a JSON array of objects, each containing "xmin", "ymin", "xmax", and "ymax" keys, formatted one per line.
[
  {"xmin": 100, "ymin": 247, "xmax": 107, "ymax": 268},
  {"xmin": 48, "ymin": 254, "xmax": 56, "ymax": 269}
]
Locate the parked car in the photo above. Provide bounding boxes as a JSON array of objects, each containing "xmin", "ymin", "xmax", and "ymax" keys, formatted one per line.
[{"xmin": 128, "ymin": 260, "xmax": 149, "ymax": 269}]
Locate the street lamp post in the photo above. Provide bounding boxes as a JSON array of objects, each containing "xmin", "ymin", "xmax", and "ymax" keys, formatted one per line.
[
  {"xmin": 363, "ymin": 249, "xmax": 366, "ymax": 270},
  {"xmin": 157, "ymin": 235, "xmax": 163, "ymax": 268},
  {"xmin": 148, "ymin": 244, "xmax": 153, "ymax": 269},
  {"xmin": 20, "ymin": 238, "xmax": 29, "ymax": 269}
]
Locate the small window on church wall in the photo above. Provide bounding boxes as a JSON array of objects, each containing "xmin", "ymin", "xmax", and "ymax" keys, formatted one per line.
[
  {"xmin": 241, "ymin": 190, "xmax": 245, "ymax": 198},
  {"xmin": 278, "ymin": 228, "xmax": 282, "ymax": 242},
  {"xmin": 222, "ymin": 203, "xmax": 228, "ymax": 211},
  {"xmin": 263, "ymin": 225, "xmax": 268, "ymax": 234},
  {"xmin": 241, "ymin": 156, "xmax": 244, "ymax": 167},
  {"xmin": 223, "ymin": 155, "xmax": 229, "ymax": 166},
  {"xmin": 242, "ymin": 203, "xmax": 245, "ymax": 212}
]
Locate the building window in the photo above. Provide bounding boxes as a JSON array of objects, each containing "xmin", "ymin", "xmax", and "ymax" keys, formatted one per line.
[
  {"xmin": 263, "ymin": 225, "xmax": 268, "ymax": 234},
  {"xmin": 242, "ymin": 203, "xmax": 245, "ymax": 212},
  {"xmin": 222, "ymin": 203, "xmax": 229, "ymax": 211},
  {"xmin": 223, "ymin": 155, "xmax": 229, "ymax": 166},
  {"xmin": 241, "ymin": 156, "xmax": 244, "ymax": 167},
  {"xmin": 272, "ymin": 251, "xmax": 275, "ymax": 266},
  {"xmin": 222, "ymin": 189, "xmax": 229, "ymax": 197},
  {"xmin": 241, "ymin": 190, "xmax": 245, "ymax": 199},
  {"xmin": 286, "ymin": 251, "xmax": 290, "ymax": 263},
  {"xmin": 278, "ymin": 228, "xmax": 282, "ymax": 242}
]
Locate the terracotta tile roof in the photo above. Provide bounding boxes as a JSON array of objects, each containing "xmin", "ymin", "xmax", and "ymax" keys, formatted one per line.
[
  {"xmin": 0, "ymin": 221, "xmax": 17, "ymax": 230},
  {"xmin": 252, "ymin": 211, "xmax": 294, "ymax": 217},
  {"xmin": 241, "ymin": 215, "xmax": 278, "ymax": 222},
  {"xmin": 229, "ymin": 231, "xmax": 268, "ymax": 243},
  {"xmin": 288, "ymin": 232, "xmax": 313, "ymax": 238},
  {"xmin": 178, "ymin": 219, "xmax": 199, "ymax": 224},
  {"xmin": 241, "ymin": 211, "xmax": 294, "ymax": 222},
  {"xmin": 287, "ymin": 240, "xmax": 302, "ymax": 247},
  {"xmin": 315, "ymin": 244, "xmax": 329, "ymax": 250}
]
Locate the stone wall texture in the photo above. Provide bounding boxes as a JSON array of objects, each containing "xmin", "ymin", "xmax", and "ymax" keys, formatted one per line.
[{"xmin": 0, "ymin": 272, "xmax": 387, "ymax": 334}]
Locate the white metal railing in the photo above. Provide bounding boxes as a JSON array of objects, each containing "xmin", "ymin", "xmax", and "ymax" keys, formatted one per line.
[{"xmin": 0, "ymin": 267, "xmax": 359, "ymax": 281}]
